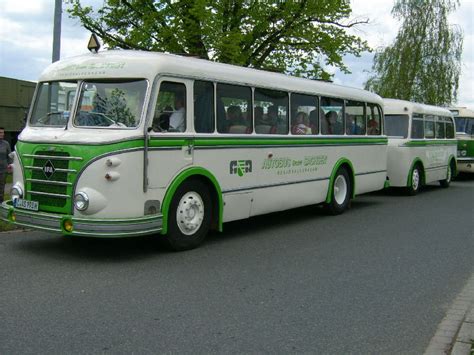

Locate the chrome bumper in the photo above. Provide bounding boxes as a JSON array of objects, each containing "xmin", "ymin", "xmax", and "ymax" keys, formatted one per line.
[{"xmin": 0, "ymin": 201, "xmax": 162, "ymax": 237}]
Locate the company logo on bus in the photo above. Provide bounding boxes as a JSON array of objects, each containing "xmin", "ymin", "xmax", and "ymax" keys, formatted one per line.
[
  {"xmin": 43, "ymin": 160, "xmax": 56, "ymax": 179},
  {"xmin": 230, "ymin": 160, "xmax": 252, "ymax": 177}
]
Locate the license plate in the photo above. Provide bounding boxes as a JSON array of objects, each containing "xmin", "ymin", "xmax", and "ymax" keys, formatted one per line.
[{"xmin": 13, "ymin": 198, "xmax": 39, "ymax": 211}]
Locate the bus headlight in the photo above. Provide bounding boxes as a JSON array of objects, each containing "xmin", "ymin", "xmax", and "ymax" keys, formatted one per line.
[
  {"xmin": 461, "ymin": 150, "xmax": 467, "ymax": 157},
  {"xmin": 74, "ymin": 192, "xmax": 89, "ymax": 211},
  {"xmin": 11, "ymin": 184, "xmax": 23, "ymax": 200}
]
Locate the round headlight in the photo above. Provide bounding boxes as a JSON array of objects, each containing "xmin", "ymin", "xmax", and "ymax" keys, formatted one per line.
[
  {"xmin": 11, "ymin": 184, "xmax": 23, "ymax": 200},
  {"xmin": 74, "ymin": 192, "xmax": 89, "ymax": 211},
  {"xmin": 461, "ymin": 150, "xmax": 467, "ymax": 157}
]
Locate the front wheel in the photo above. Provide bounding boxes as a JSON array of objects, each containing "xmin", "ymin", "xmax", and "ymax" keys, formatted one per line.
[
  {"xmin": 166, "ymin": 180, "xmax": 211, "ymax": 251},
  {"xmin": 439, "ymin": 162, "xmax": 453, "ymax": 188},
  {"xmin": 406, "ymin": 165, "xmax": 422, "ymax": 196},
  {"xmin": 325, "ymin": 167, "xmax": 352, "ymax": 215}
]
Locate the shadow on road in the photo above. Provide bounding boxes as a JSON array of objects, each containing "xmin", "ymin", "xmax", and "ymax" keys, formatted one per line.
[
  {"xmin": 14, "ymin": 187, "xmax": 391, "ymax": 258},
  {"xmin": 15, "ymin": 234, "xmax": 169, "ymax": 263}
]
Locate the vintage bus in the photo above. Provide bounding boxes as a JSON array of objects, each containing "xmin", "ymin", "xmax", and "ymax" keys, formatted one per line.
[
  {"xmin": 449, "ymin": 107, "xmax": 474, "ymax": 173},
  {"xmin": 1, "ymin": 49, "xmax": 388, "ymax": 250},
  {"xmin": 384, "ymin": 99, "xmax": 457, "ymax": 195}
]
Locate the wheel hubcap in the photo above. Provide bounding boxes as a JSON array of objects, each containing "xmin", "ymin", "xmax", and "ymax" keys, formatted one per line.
[
  {"xmin": 447, "ymin": 165, "xmax": 451, "ymax": 183},
  {"xmin": 334, "ymin": 175, "xmax": 348, "ymax": 205},
  {"xmin": 176, "ymin": 192, "xmax": 205, "ymax": 235},
  {"xmin": 412, "ymin": 169, "xmax": 420, "ymax": 190}
]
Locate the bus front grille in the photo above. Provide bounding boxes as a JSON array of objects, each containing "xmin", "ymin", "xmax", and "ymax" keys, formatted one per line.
[{"xmin": 23, "ymin": 151, "xmax": 80, "ymax": 212}]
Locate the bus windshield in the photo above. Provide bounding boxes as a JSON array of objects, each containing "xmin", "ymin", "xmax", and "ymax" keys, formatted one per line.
[
  {"xmin": 74, "ymin": 80, "xmax": 147, "ymax": 128},
  {"xmin": 384, "ymin": 114, "xmax": 409, "ymax": 138},
  {"xmin": 30, "ymin": 81, "xmax": 78, "ymax": 127},
  {"xmin": 455, "ymin": 117, "xmax": 474, "ymax": 135}
]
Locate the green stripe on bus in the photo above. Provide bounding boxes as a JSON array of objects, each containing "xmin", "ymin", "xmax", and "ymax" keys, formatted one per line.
[{"xmin": 403, "ymin": 140, "xmax": 457, "ymax": 147}]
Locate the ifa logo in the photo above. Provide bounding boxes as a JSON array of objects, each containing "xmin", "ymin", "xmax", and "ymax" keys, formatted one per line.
[{"xmin": 43, "ymin": 160, "xmax": 55, "ymax": 179}]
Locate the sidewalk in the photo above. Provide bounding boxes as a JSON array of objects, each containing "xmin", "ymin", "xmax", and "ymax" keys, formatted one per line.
[{"xmin": 425, "ymin": 274, "xmax": 474, "ymax": 354}]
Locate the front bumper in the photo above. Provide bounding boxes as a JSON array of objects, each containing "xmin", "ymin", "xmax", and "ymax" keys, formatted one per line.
[{"xmin": 0, "ymin": 201, "xmax": 162, "ymax": 237}]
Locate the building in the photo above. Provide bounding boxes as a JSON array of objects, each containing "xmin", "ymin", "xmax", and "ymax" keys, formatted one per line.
[{"xmin": 0, "ymin": 76, "xmax": 36, "ymax": 147}]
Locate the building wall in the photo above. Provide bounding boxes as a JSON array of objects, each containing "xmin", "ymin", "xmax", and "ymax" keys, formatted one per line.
[{"xmin": 0, "ymin": 76, "xmax": 36, "ymax": 147}]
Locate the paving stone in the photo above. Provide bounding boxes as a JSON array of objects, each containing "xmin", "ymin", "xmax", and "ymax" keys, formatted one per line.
[
  {"xmin": 450, "ymin": 341, "xmax": 471, "ymax": 355},
  {"xmin": 456, "ymin": 322, "xmax": 474, "ymax": 344}
]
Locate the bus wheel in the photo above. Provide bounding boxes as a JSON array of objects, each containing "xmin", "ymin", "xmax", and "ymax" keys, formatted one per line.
[
  {"xmin": 407, "ymin": 165, "xmax": 421, "ymax": 195},
  {"xmin": 326, "ymin": 167, "xmax": 351, "ymax": 215},
  {"xmin": 166, "ymin": 180, "xmax": 211, "ymax": 251},
  {"xmin": 439, "ymin": 161, "xmax": 453, "ymax": 188}
]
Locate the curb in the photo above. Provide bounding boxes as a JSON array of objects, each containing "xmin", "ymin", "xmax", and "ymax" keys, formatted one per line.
[{"xmin": 425, "ymin": 273, "xmax": 474, "ymax": 354}]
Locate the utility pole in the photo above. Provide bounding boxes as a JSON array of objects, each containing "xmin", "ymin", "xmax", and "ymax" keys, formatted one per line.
[{"xmin": 52, "ymin": 0, "xmax": 62, "ymax": 63}]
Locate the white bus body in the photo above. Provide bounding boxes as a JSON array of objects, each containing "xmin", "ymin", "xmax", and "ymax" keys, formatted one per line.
[
  {"xmin": 384, "ymin": 99, "xmax": 457, "ymax": 194},
  {"xmin": 2, "ymin": 50, "xmax": 388, "ymax": 250}
]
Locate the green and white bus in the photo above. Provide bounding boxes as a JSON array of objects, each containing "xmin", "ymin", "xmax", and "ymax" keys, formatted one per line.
[
  {"xmin": 1, "ymin": 49, "xmax": 388, "ymax": 250},
  {"xmin": 449, "ymin": 107, "xmax": 474, "ymax": 173},
  {"xmin": 384, "ymin": 99, "xmax": 457, "ymax": 195}
]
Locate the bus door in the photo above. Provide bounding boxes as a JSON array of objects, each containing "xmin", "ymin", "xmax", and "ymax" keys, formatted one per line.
[{"xmin": 146, "ymin": 78, "xmax": 194, "ymax": 189}]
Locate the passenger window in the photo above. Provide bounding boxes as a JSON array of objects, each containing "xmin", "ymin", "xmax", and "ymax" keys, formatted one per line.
[
  {"xmin": 424, "ymin": 115, "xmax": 435, "ymax": 138},
  {"xmin": 411, "ymin": 113, "xmax": 424, "ymax": 138},
  {"xmin": 152, "ymin": 81, "xmax": 186, "ymax": 132},
  {"xmin": 320, "ymin": 97, "xmax": 344, "ymax": 135},
  {"xmin": 435, "ymin": 116, "xmax": 445, "ymax": 138},
  {"xmin": 194, "ymin": 80, "xmax": 214, "ymax": 133},
  {"xmin": 291, "ymin": 93, "xmax": 318, "ymax": 135},
  {"xmin": 254, "ymin": 88, "xmax": 288, "ymax": 134},
  {"xmin": 345, "ymin": 101, "xmax": 366, "ymax": 135},
  {"xmin": 446, "ymin": 118, "xmax": 455, "ymax": 138},
  {"xmin": 216, "ymin": 84, "xmax": 252, "ymax": 134},
  {"xmin": 367, "ymin": 103, "xmax": 382, "ymax": 135}
]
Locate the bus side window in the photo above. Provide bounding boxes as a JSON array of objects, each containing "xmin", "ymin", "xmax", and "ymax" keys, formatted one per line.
[
  {"xmin": 254, "ymin": 88, "xmax": 289, "ymax": 135},
  {"xmin": 411, "ymin": 113, "xmax": 424, "ymax": 138},
  {"xmin": 216, "ymin": 83, "xmax": 252, "ymax": 134},
  {"xmin": 320, "ymin": 97, "xmax": 344, "ymax": 135},
  {"xmin": 153, "ymin": 81, "xmax": 186, "ymax": 132},
  {"xmin": 446, "ymin": 117, "xmax": 455, "ymax": 138},
  {"xmin": 424, "ymin": 114, "xmax": 435, "ymax": 138},
  {"xmin": 435, "ymin": 116, "xmax": 445, "ymax": 139},
  {"xmin": 290, "ymin": 93, "xmax": 318, "ymax": 135},
  {"xmin": 194, "ymin": 80, "xmax": 215, "ymax": 133},
  {"xmin": 345, "ymin": 100, "xmax": 366, "ymax": 135},
  {"xmin": 367, "ymin": 103, "xmax": 381, "ymax": 135}
]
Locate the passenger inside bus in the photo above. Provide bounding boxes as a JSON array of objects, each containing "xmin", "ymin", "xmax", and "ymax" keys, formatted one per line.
[
  {"xmin": 227, "ymin": 105, "xmax": 249, "ymax": 133},
  {"xmin": 169, "ymin": 93, "xmax": 186, "ymax": 132},
  {"xmin": 292, "ymin": 112, "xmax": 311, "ymax": 135}
]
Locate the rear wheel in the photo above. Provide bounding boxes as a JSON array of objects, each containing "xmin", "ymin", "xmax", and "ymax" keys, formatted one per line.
[
  {"xmin": 439, "ymin": 161, "xmax": 453, "ymax": 188},
  {"xmin": 325, "ymin": 167, "xmax": 351, "ymax": 215},
  {"xmin": 166, "ymin": 180, "xmax": 211, "ymax": 251},
  {"xmin": 406, "ymin": 165, "xmax": 422, "ymax": 196}
]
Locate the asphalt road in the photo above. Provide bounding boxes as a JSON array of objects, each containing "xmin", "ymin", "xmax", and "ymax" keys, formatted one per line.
[{"xmin": 1, "ymin": 176, "xmax": 473, "ymax": 354}]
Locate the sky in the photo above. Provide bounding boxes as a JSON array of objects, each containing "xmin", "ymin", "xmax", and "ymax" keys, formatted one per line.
[{"xmin": 0, "ymin": 0, "xmax": 473, "ymax": 108}]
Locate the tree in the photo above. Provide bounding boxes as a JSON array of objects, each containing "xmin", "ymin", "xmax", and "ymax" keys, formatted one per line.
[
  {"xmin": 364, "ymin": 0, "xmax": 463, "ymax": 106},
  {"xmin": 67, "ymin": 0, "xmax": 370, "ymax": 80}
]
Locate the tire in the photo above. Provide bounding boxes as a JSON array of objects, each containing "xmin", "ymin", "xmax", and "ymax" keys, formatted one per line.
[
  {"xmin": 325, "ymin": 167, "xmax": 352, "ymax": 215},
  {"xmin": 439, "ymin": 161, "xmax": 453, "ymax": 188},
  {"xmin": 166, "ymin": 179, "xmax": 211, "ymax": 251},
  {"xmin": 406, "ymin": 165, "xmax": 422, "ymax": 196}
]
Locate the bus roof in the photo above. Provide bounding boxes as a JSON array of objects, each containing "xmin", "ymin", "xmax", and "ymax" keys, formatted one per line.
[
  {"xmin": 383, "ymin": 98, "xmax": 453, "ymax": 117},
  {"xmin": 39, "ymin": 50, "xmax": 382, "ymax": 105},
  {"xmin": 448, "ymin": 107, "xmax": 474, "ymax": 118}
]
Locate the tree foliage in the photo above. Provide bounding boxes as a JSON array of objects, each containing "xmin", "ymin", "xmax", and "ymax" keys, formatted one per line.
[
  {"xmin": 364, "ymin": 0, "xmax": 463, "ymax": 106},
  {"xmin": 67, "ymin": 0, "xmax": 370, "ymax": 80}
]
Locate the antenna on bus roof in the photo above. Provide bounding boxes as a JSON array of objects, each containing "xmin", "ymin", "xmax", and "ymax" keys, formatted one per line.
[{"xmin": 88, "ymin": 34, "xmax": 101, "ymax": 53}]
